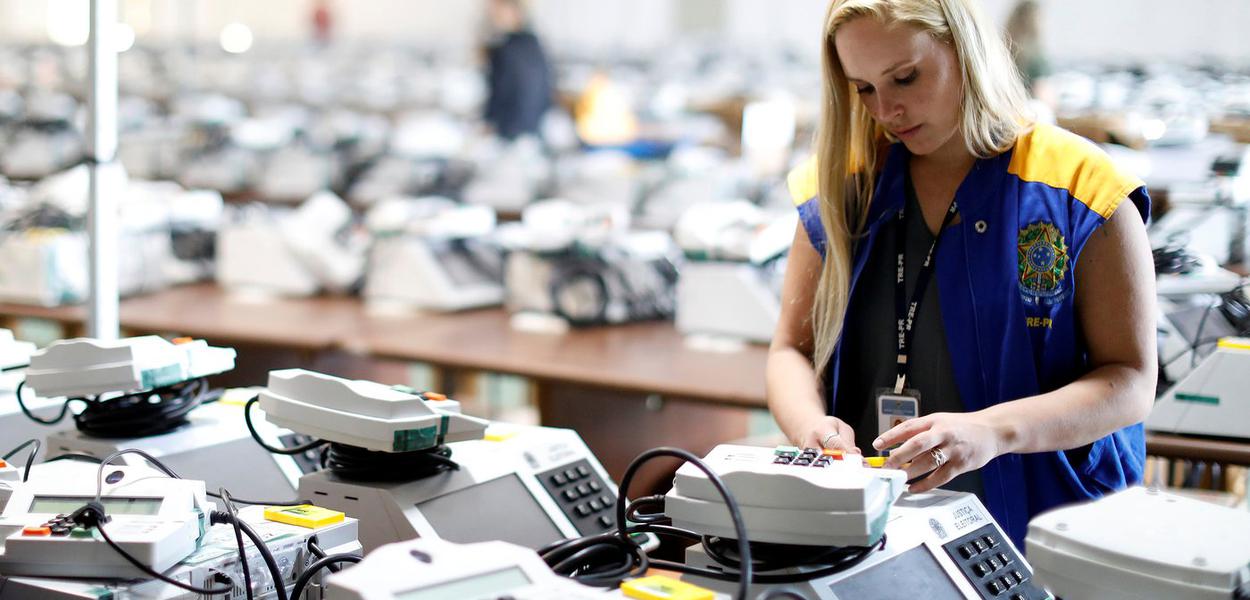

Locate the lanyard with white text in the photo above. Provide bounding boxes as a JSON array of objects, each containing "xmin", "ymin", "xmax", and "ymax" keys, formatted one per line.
[{"xmin": 893, "ymin": 195, "xmax": 959, "ymax": 394}]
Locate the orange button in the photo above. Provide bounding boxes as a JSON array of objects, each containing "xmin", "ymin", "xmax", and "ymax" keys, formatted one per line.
[
  {"xmin": 22, "ymin": 526, "xmax": 51, "ymax": 536},
  {"xmin": 0, "ymin": 459, "xmax": 7, "ymax": 468},
  {"xmin": 172, "ymin": 337, "xmax": 195, "ymax": 345},
  {"xmin": 821, "ymin": 449, "xmax": 843, "ymax": 458},
  {"xmin": 423, "ymin": 392, "xmax": 447, "ymax": 401}
]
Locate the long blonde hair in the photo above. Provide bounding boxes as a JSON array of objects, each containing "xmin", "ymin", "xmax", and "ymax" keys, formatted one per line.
[{"xmin": 811, "ymin": 0, "xmax": 1031, "ymax": 375}]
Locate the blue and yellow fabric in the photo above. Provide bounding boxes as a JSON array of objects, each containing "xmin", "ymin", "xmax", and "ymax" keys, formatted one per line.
[{"xmin": 789, "ymin": 123, "xmax": 1150, "ymax": 547}]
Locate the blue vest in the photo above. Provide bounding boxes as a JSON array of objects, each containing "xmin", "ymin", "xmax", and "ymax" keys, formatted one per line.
[{"xmin": 789, "ymin": 124, "xmax": 1150, "ymax": 547}]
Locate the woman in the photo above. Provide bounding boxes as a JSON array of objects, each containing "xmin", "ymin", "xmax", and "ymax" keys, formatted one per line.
[{"xmin": 766, "ymin": 0, "xmax": 1155, "ymax": 546}]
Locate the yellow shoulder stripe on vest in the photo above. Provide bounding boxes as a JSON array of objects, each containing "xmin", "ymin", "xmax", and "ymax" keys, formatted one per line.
[
  {"xmin": 1007, "ymin": 124, "xmax": 1143, "ymax": 220},
  {"xmin": 787, "ymin": 155, "xmax": 819, "ymax": 207}
]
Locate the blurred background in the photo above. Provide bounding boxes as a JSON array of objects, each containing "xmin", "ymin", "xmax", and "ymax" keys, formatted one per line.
[{"xmin": 0, "ymin": 0, "xmax": 1247, "ymax": 498}]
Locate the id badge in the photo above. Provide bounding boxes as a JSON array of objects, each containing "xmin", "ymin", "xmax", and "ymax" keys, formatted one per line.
[{"xmin": 876, "ymin": 388, "xmax": 920, "ymax": 441}]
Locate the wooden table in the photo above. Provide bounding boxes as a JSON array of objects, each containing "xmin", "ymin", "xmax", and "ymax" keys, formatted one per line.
[{"xmin": 357, "ymin": 307, "xmax": 767, "ymax": 407}]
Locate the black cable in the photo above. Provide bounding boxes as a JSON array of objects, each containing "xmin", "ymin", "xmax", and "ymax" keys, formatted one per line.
[
  {"xmin": 624, "ymin": 494, "xmax": 669, "ymax": 525},
  {"xmin": 221, "ymin": 490, "xmax": 255, "ymax": 600},
  {"xmin": 643, "ymin": 534, "xmax": 884, "ymax": 585},
  {"xmin": 93, "ymin": 448, "xmax": 185, "ymax": 501},
  {"xmin": 0, "ymin": 362, "xmax": 29, "ymax": 372},
  {"xmin": 68, "ymin": 503, "xmax": 234, "ymax": 596},
  {"xmin": 540, "ymin": 447, "xmax": 753, "ymax": 600},
  {"xmin": 72, "ymin": 378, "xmax": 210, "ymax": 438},
  {"xmin": 322, "ymin": 443, "xmax": 458, "ymax": 481},
  {"xmin": 698, "ymin": 535, "xmax": 882, "ymax": 581},
  {"xmin": 210, "ymin": 511, "xmax": 290, "ymax": 600},
  {"xmin": 207, "ymin": 491, "xmax": 308, "ymax": 507},
  {"xmin": 2, "ymin": 438, "xmax": 39, "ymax": 482},
  {"xmin": 244, "ymin": 396, "xmax": 326, "ymax": 455},
  {"xmin": 1190, "ymin": 299, "xmax": 1216, "ymax": 369},
  {"xmin": 288, "ymin": 553, "xmax": 361, "ymax": 600},
  {"xmin": 43, "ymin": 452, "xmax": 104, "ymax": 463},
  {"xmin": 14, "ymin": 380, "xmax": 82, "ymax": 425},
  {"xmin": 50, "ymin": 450, "xmax": 290, "ymax": 598},
  {"xmin": 307, "ymin": 536, "xmax": 342, "ymax": 574}
]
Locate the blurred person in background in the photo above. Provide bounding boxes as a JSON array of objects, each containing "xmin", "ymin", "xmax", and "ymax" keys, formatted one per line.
[
  {"xmin": 311, "ymin": 0, "xmax": 334, "ymax": 45},
  {"xmin": 1005, "ymin": 0, "xmax": 1055, "ymax": 110},
  {"xmin": 767, "ymin": 0, "xmax": 1154, "ymax": 546},
  {"xmin": 482, "ymin": 0, "xmax": 553, "ymax": 140}
]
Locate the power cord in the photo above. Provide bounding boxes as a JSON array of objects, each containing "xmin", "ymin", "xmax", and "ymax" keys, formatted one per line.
[
  {"xmin": 539, "ymin": 448, "xmax": 886, "ymax": 599},
  {"xmin": 2, "ymin": 438, "xmax": 39, "ymax": 482},
  {"xmin": 220, "ymin": 489, "xmax": 255, "ymax": 600},
  {"xmin": 323, "ymin": 443, "xmax": 458, "ymax": 481},
  {"xmin": 67, "ymin": 501, "xmax": 235, "ymax": 596},
  {"xmin": 14, "ymin": 380, "xmax": 87, "ymax": 424},
  {"xmin": 539, "ymin": 447, "xmax": 754, "ymax": 600},
  {"xmin": 15, "ymin": 378, "xmax": 217, "ymax": 437},
  {"xmin": 208, "ymin": 510, "xmax": 290, "ymax": 600},
  {"xmin": 244, "ymin": 396, "xmax": 326, "ymax": 455},
  {"xmin": 245, "ymin": 395, "xmax": 459, "ymax": 482},
  {"xmin": 45, "ymin": 450, "xmax": 307, "ymax": 507},
  {"xmin": 84, "ymin": 449, "xmax": 296, "ymax": 599},
  {"xmin": 288, "ymin": 553, "xmax": 361, "ymax": 600},
  {"xmin": 307, "ymin": 536, "xmax": 344, "ymax": 573}
]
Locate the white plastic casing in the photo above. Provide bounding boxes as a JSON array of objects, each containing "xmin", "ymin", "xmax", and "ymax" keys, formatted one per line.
[
  {"xmin": 258, "ymin": 369, "xmax": 488, "ymax": 452},
  {"xmin": 1148, "ymin": 339, "xmax": 1250, "ymax": 440},
  {"xmin": 324, "ymin": 537, "xmax": 610, "ymax": 600},
  {"xmin": 0, "ymin": 463, "xmax": 210, "ymax": 579},
  {"xmin": 0, "ymin": 329, "xmax": 35, "ymax": 371},
  {"xmin": 1027, "ymin": 486, "xmax": 1250, "ymax": 600},
  {"xmin": 666, "ymin": 444, "xmax": 906, "ymax": 547},
  {"xmin": 24, "ymin": 336, "xmax": 236, "ymax": 397}
]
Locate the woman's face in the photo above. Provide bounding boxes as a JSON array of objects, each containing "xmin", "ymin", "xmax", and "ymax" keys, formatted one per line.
[{"xmin": 835, "ymin": 17, "xmax": 964, "ymax": 159}]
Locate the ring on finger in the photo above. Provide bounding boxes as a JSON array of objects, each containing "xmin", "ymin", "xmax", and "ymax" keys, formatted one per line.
[
  {"xmin": 930, "ymin": 447, "xmax": 947, "ymax": 469},
  {"xmin": 821, "ymin": 432, "xmax": 840, "ymax": 448}
]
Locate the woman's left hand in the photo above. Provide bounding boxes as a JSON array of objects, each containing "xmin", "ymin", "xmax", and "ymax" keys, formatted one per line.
[{"xmin": 875, "ymin": 411, "xmax": 1006, "ymax": 493}]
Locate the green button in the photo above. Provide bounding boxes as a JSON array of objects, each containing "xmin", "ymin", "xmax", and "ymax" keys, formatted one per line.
[{"xmin": 774, "ymin": 445, "xmax": 800, "ymax": 456}]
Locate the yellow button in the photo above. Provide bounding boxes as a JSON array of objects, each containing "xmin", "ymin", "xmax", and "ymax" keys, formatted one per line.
[
  {"xmin": 1217, "ymin": 338, "xmax": 1250, "ymax": 351},
  {"xmin": 484, "ymin": 429, "xmax": 519, "ymax": 442},
  {"xmin": 864, "ymin": 456, "xmax": 887, "ymax": 468},
  {"xmin": 621, "ymin": 575, "xmax": 714, "ymax": 600}
]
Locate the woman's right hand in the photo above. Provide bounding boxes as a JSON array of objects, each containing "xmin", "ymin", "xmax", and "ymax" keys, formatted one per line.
[{"xmin": 796, "ymin": 416, "xmax": 860, "ymax": 454}]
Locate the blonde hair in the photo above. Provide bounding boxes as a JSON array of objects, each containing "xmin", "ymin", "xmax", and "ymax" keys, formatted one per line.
[{"xmin": 810, "ymin": 0, "xmax": 1031, "ymax": 375}]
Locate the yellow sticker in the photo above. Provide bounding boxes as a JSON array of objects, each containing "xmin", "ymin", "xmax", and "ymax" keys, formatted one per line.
[
  {"xmin": 262, "ymin": 505, "xmax": 345, "ymax": 529},
  {"xmin": 621, "ymin": 576, "xmax": 715, "ymax": 600}
]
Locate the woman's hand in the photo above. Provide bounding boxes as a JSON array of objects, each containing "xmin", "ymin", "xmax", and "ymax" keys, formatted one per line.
[
  {"xmin": 795, "ymin": 416, "xmax": 861, "ymax": 455},
  {"xmin": 875, "ymin": 411, "xmax": 1006, "ymax": 492}
]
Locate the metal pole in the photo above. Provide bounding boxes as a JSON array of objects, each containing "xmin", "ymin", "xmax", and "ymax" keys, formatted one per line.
[{"xmin": 87, "ymin": 0, "xmax": 119, "ymax": 340}]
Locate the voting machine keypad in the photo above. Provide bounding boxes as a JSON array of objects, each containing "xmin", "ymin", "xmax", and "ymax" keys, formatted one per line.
[
  {"xmin": 279, "ymin": 433, "xmax": 323, "ymax": 474},
  {"xmin": 537, "ymin": 459, "xmax": 617, "ymax": 536},
  {"xmin": 942, "ymin": 524, "xmax": 1047, "ymax": 599}
]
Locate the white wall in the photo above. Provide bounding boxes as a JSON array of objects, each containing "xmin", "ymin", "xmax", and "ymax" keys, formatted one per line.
[{"xmin": 1, "ymin": 0, "xmax": 1247, "ymax": 66}]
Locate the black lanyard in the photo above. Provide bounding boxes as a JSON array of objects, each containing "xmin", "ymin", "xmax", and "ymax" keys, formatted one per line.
[{"xmin": 892, "ymin": 192, "xmax": 958, "ymax": 394}]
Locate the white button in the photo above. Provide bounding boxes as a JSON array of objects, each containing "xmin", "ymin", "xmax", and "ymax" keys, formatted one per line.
[{"xmin": 974, "ymin": 220, "xmax": 988, "ymax": 233}]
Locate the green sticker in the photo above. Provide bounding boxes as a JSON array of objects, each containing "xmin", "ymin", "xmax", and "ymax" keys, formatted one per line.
[
  {"xmin": 140, "ymin": 363, "xmax": 184, "ymax": 389},
  {"xmin": 1176, "ymin": 393, "xmax": 1219, "ymax": 405},
  {"xmin": 393, "ymin": 426, "xmax": 439, "ymax": 451}
]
